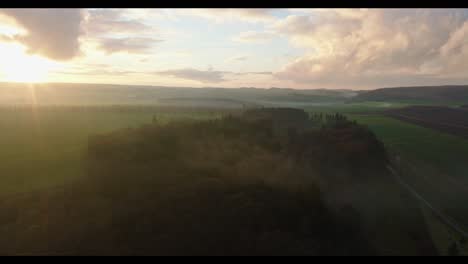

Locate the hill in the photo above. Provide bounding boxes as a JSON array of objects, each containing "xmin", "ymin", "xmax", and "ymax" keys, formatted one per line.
[
  {"xmin": 385, "ymin": 106, "xmax": 468, "ymax": 139},
  {"xmin": 0, "ymin": 82, "xmax": 355, "ymax": 107},
  {"xmin": 353, "ymin": 85, "xmax": 468, "ymax": 105},
  {"xmin": 0, "ymin": 108, "xmax": 436, "ymax": 255}
]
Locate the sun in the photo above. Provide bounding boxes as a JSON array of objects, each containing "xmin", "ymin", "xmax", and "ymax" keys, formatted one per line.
[{"xmin": 0, "ymin": 42, "xmax": 60, "ymax": 83}]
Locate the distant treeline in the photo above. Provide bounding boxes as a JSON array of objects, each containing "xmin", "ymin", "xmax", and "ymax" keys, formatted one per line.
[
  {"xmin": 0, "ymin": 104, "xmax": 240, "ymax": 114},
  {"xmin": 353, "ymin": 85, "xmax": 468, "ymax": 104}
]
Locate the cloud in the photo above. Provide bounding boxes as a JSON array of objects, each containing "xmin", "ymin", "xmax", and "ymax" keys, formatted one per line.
[
  {"xmin": 58, "ymin": 68, "xmax": 140, "ymax": 76},
  {"xmin": 231, "ymin": 71, "xmax": 272, "ymax": 76},
  {"xmin": 84, "ymin": 9, "xmax": 153, "ymax": 36},
  {"xmin": 97, "ymin": 37, "xmax": 163, "ymax": 54},
  {"xmin": 232, "ymin": 31, "xmax": 275, "ymax": 43},
  {"xmin": 273, "ymin": 9, "xmax": 468, "ymax": 88},
  {"xmin": 175, "ymin": 9, "xmax": 275, "ymax": 23},
  {"xmin": 82, "ymin": 9, "xmax": 163, "ymax": 56},
  {"xmin": 227, "ymin": 55, "xmax": 249, "ymax": 62},
  {"xmin": 56, "ymin": 62, "xmax": 142, "ymax": 76},
  {"xmin": 156, "ymin": 68, "xmax": 226, "ymax": 83},
  {"xmin": 0, "ymin": 9, "xmax": 85, "ymax": 61}
]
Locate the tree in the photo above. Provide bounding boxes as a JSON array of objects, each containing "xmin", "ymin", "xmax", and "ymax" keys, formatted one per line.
[{"xmin": 448, "ymin": 242, "xmax": 459, "ymax": 256}]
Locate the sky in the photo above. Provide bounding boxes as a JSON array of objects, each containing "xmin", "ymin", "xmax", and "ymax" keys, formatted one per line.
[{"xmin": 0, "ymin": 8, "xmax": 468, "ymax": 90}]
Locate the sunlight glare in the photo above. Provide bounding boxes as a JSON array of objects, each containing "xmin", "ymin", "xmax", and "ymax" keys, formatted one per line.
[{"xmin": 0, "ymin": 42, "xmax": 62, "ymax": 83}]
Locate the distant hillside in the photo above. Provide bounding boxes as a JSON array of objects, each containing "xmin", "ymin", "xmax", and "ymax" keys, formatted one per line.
[
  {"xmin": 0, "ymin": 83, "xmax": 355, "ymax": 107},
  {"xmin": 353, "ymin": 85, "xmax": 468, "ymax": 104},
  {"xmin": 385, "ymin": 105, "xmax": 468, "ymax": 139}
]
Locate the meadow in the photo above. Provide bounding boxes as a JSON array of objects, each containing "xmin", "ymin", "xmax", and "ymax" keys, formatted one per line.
[
  {"xmin": 0, "ymin": 106, "xmax": 227, "ymax": 195},
  {"xmin": 346, "ymin": 114, "xmax": 468, "ymax": 255}
]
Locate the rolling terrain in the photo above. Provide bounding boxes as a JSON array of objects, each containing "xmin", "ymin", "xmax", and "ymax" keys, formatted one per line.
[
  {"xmin": 353, "ymin": 85, "xmax": 468, "ymax": 105},
  {"xmin": 0, "ymin": 82, "xmax": 355, "ymax": 107},
  {"xmin": 2, "ymin": 82, "xmax": 468, "ymax": 255},
  {"xmin": 0, "ymin": 108, "xmax": 436, "ymax": 255}
]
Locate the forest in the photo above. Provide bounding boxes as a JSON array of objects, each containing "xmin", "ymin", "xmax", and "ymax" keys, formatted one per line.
[{"xmin": 0, "ymin": 108, "xmax": 436, "ymax": 255}]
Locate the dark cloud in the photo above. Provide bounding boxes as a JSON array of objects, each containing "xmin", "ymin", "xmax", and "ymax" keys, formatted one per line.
[{"xmin": 0, "ymin": 9, "xmax": 84, "ymax": 61}]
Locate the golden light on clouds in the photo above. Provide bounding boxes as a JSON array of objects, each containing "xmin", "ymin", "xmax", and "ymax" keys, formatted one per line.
[{"xmin": 0, "ymin": 9, "xmax": 468, "ymax": 89}]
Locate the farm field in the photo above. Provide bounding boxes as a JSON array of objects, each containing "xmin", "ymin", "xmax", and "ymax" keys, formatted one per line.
[
  {"xmin": 304, "ymin": 101, "xmax": 409, "ymax": 114},
  {"xmin": 385, "ymin": 106, "xmax": 468, "ymax": 139},
  {"xmin": 0, "ymin": 106, "xmax": 227, "ymax": 195},
  {"xmin": 347, "ymin": 113, "xmax": 468, "ymax": 255}
]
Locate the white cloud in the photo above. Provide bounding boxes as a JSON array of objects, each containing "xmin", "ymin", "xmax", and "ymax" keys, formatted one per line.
[
  {"xmin": 273, "ymin": 9, "xmax": 468, "ymax": 88},
  {"xmin": 156, "ymin": 68, "xmax": 226, "ymax": 83},
  {"xmin": 232, "ymin": 31, "xmax": 275, "ymax": 43},
  {"xmin": 227, "ymin": 55, "xmax": 249, "ymax": 62},
  {"xmin": 174, "ymin": 9, "xmax": 275, "ymax": 23},
  {"xmin": 84, "ymin": 9, "xmax": 152, "ymax": 37},
  {"xmin": 97, "ymin": 37, "xmax": 163, "ymax": 54}
]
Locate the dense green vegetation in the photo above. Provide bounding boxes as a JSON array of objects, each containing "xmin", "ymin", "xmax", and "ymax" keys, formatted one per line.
[{"xmin": 0, "ymin": 108, "xmax": 436, "ymax": 255}]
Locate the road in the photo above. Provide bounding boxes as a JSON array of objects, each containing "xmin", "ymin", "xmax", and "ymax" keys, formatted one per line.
[{"xmin": 387, "ymin": 165, "xmax": 468, "ymax": 239}]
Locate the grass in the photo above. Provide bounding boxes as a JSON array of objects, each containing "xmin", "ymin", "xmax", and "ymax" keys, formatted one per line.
[
  {"xmin": 347, "ymin": 114, "xmax": 468, "ymax": 180},
  {"xmin": 346, "ymin": 114, "xmax": 468, "ymax": 255},
  {"xmin": 0, "ymin": 108, "xmax": 224, "ymax": 195}
]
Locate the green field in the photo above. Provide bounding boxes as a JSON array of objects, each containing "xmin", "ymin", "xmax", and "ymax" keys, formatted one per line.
[
  {"xmin": 304, "ymin": 101, "xmax": 410, "ymax": 114},
  {"xmin": 302, "ymin": 104, "xmax": 468, "ymax": 255},
  {"xmin": 346, "ymin": 114, "xmax": 468, "ymax": 255},
  {"xmin": 348, "ymin": 114, "xmax": 468, "ymax": 178},
  {"xmin": 2, "ymin": 104, "xmax": 467, "ymax": 198},
  {"xmin": 0, "ymin": 108, "xmax": 225, "ymax": 195}
]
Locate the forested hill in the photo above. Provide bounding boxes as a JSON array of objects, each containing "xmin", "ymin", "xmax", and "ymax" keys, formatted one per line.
[
  {"xmin": 0, "ymin": 82, "xmax": 355, "ymax": 107},
  {"xmin": 353, "ymin": 85, "xmax": 468, "ymax": 104},
  {"xmin": 0, "ymin": 108, "xmax": 436, "ymax": 255}
]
